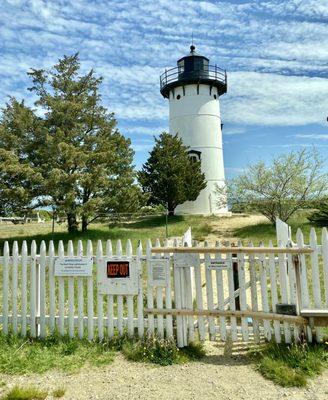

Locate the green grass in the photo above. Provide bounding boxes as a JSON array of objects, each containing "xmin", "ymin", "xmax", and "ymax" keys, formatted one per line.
[
  {"xmin": 0, "ymin": 215, "xmax": 215, "ymax": 254},
  {"xmin": 233, "ymin": 213, "xmax": 323, "ymax": 245},
  {"xmin": 1, "ymin": 386, "xmax": 47, "ymax": 400},
  {"xmin": 0, "ymin": 332, "xmax": 206, "ymax": 375},
  {"xmin": 249, "ymin": 342, "xmax": 328, "ymax": 387},
  {"xmin": 0, "ymin": 333, "xmax": 115, "ymax": 375},
  {"xmin": 122, "ymin": 336, "xmax": 205, "ymax": 366}
]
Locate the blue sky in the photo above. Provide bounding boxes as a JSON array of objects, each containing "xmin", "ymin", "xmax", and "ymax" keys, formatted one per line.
[{"xmin": 0, "ymin": 0, "xmax": 327, "ymax": 179}]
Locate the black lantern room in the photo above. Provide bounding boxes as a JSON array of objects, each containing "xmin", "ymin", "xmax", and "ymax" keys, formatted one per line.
[{"xmin": 160, "ymin": 45, "xmax": 227, "ymax": 98}]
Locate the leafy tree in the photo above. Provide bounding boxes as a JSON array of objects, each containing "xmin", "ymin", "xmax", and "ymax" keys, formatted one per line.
[
  {"xmin": 0, "ymin": 99, "xmax": 44, "ymax": 217},
  {"xmin": 138, "ymin": 133, "xmax": 206, "ymax": 215},
  {"xmin": 218, "ymin": 149, "xmax": 327, "ymax": 224},
  {"xmin": 308, "ymin": 201, "xmax": 328, "ymax": 226},
  {"xmin": 0, "ymin": 54, "xmax": 141, "ymax": 232}
]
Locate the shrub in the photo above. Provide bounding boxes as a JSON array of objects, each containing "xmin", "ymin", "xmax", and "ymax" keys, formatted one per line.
[
  {"xmin": 308, "ymin": 203, "xmax": 328, "ymax": 227},
  {"xmin": 122, "ymin": 336, "xmax": 205, "ymax": 366}
]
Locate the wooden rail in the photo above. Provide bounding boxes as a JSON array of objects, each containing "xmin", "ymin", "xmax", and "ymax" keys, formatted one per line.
[
  {"xmin": 300, "ymin": 309, "xmax": 328, "ymax": 327},
  {"xmin": 151, "ymin": 247, "xmax": 313, "ymax": 254},
  {"xmin": 145, "ymin": 308, "xmax": 309, "ymax": 325}
]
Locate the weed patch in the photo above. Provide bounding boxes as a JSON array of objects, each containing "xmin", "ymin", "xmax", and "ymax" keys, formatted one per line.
[
  {"xmin": 1, "ymin": 386, "xmax": 47, "ymax": 400},
  {"xmin": 51, "ymin": 387, "xmax": 66, "ymax": 398},
  {"xmin": 122, "ymin": 336, "xmax": 205, "ymax": 366},
  {"xmin": 249, "ymin": 342, "xmax": 328, "ymax": 387}
]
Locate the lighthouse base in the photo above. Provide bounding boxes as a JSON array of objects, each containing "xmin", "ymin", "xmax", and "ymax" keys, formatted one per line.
[{"xmin": 174, "ymin": 182, "xmax": 230, "ymax": 216}]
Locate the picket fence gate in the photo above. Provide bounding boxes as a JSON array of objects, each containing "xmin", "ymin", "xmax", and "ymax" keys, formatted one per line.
[{"xmin": 0, "ymin": 228, "xmax": 328, "ymax": 346}]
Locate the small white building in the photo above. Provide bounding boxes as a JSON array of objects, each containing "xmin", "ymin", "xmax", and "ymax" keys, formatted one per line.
[{"xmin": 160, "ymin": 45, "xmax": 229, "ymax": 215}]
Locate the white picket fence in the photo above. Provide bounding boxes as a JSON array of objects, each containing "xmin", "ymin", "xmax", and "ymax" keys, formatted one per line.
[{"xmin": 0, "ymin": 227, "xmax": 328, "ymax": 346}]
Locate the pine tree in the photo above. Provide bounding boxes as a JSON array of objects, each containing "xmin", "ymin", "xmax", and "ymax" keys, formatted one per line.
[
  {"xmin": 138, "ymin": 133, "xmax": 206, "ymax": 215},
  {"xmin": 0, "ymin": 54, "xmax": 141, "ymax": 232},
  {"xmin": 0, "ymin": 98, "xmax": 44, "ymax": 217}
]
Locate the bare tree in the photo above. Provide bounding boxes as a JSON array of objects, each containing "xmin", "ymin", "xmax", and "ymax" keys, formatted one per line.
[{"xmin": 217, "ymin": 149, "xmax": 327, "ymax": 224}]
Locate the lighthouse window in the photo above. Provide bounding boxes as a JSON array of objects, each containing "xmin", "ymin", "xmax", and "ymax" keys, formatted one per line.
[
  {"xmin": 177, "ymin": 94, "xmax": 181, "ymax": 100},
  {"xmin": 188, "ymin": 150, "xmax": 201, "ymax": 162},
  {"xmin": 178, "ymin": 59, "xmax": 184, "ymax": 74}
]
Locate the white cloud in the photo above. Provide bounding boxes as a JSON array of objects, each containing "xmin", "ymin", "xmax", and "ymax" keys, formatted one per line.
[
  {"xmin": 294, "ymin": 134, "xmax": 328, "ymax": 140},
  {"xmin": 222, "ymin": 72, "xmax": 328, "ymax": 126}
]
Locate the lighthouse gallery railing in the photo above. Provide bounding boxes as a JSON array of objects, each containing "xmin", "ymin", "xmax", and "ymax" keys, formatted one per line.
[{"xmin": 160, "ymin": 64, "xmax": 227, "ymax": 91}]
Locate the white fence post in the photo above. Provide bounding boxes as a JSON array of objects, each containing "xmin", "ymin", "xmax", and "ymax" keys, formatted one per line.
[{"xmin": 276, "ymin": 218, "xmax": 291, "ymax": 246}]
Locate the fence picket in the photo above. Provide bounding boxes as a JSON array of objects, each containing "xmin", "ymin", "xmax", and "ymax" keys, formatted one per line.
[
  {"xmin": 286, "ymin": 246, "xmax": 299, "ymax": 341},
  {"xmin": 215, "ymin": 241, "xmax": 226, "ymax": 341},
  {"xmin": 21, "ymin": 241, "xmax": 28, "ymax": 336},
  {"xmin": 194, "ymin": 249, "xmax": 205, "ymax": 341},
  {"xmin": 296, "ymin": 229, "xmax": 312, "ymax": 342},
  {"xmin": 58, "ymin": 241, "xmax": 65, "ymax": 335},
  {"xmin": 258, "ymin": 242, "xmax": 271, "ymax": 341},
  {"xmin": 67, "ymin": 241, "xmax": 75, "ymax": 338},
  {"xmin": 39, "ymin": 241, "xmax": 46, "ymax": 338},
  {"xmin": 116, "ymin": 240, "xmax": 124, "ymax": 336},
  {"xmin": 48, "ymin": 241, "xmax": 55, "ymax": 334},
  {"xmin": 310, "ymin": 228, "xmax": 322, "ymax": 342},
  {"xmin": 173, "ymin": 238, "xmax": 184, "ymax": 347},
  {"xmin": 163, "ymin": 238, "xmax": 173, "ymax": 338},
  {"xmin": 237, "ymin": 242, "xmax": 249, "ymax": 341},
  {"xmin": 77, "ymin": 240, "xmax": 84, "ymax": 339},
  {"xmin": 86, "ymin": 240, "xmax": 94, "ymax": 340},
  {"xmin": 226, "ymin": 242, "xmax": 237, "ymax": 341},
  {"xmin": 322, "ymin": 228, "xmax": 328, "ymax": 308},
  {"xmin": 204, "ymin": 241, "xmax": 215, "ymax": 340},
  {"xmin": 155, "ymin": 239, "xmax": 165, "ymax": 339},
  {"xmin": 183, "ymin": 242, "xmax": 194, "ymax": 343},
  {"xmin": 126, "ymin": 239, "xmax": 134, "ymax": 338},
  {"xmin": 137, "ymin": 241, "xmax": 144, "ymax": 338},
  {"xmin": 248, "ymin": 242, "xmax": 260, "ymax": 343},
  {"xmin": 12, "ymin": 241, "xmax": 18, "ymax": 334},
  {"xmin": 30, "ymin": 240, "xmax": 37, "ymax": 338},
  {"xmin": 278, "ymin": 240, "xmax": 291, "ymax": 343},
  {"xmin": 106, "ymin": 240, "xmax": 114, "ymax": 338},
  {"xmin": 268, "ymin": 241, "xmax": 281, "ymax": 343},
  {"xmin": 97, "ymin": 240, "xmax": 104, "ymax": 340},
  {"xmin": 146, "ymin": 239, "xmax": 155, "ymax": 337}
]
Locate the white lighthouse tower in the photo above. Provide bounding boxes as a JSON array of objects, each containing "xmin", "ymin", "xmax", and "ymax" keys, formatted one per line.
[{"xmin": 160, "ymin": 45, "xmax": 228, "ymax": 215}]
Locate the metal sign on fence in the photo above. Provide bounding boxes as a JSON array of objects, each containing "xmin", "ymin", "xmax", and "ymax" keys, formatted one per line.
[
  {"xmin": 149, "ymin": 258, "xmax": 169, "ymax": 286},
  {"xmin": 207, "ymin": 259, "xmax": 232, "ymax": 270},
  {"xmin": 174, "ymin": 253, "xmax": 199, "ymax": 267},
  {"xmin": 98, "ymin": 256, "xmax": 140, "ymax": 295},
  {"xmin": 54, "ymin": 257, "xmax": 93, "ymax": 277}
]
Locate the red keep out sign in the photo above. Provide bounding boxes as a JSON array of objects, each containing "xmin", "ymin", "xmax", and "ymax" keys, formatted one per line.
[{"xmin": 106, "ymin": 261, "xmax": 130, "ymax": 278}]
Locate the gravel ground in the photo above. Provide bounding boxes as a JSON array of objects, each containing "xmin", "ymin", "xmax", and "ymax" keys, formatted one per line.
[{"xmin": 1, "ymin": 342, "xmax": 327, "ymax": 400}]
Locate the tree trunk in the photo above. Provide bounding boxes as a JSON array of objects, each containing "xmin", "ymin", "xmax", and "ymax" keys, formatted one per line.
[
  {"xmin": 168, "ymin": 205, "xmax": 175, "ymax": 216},
  {"xmin": 81, "ymin": 215, "xmax": 88, "ymax": 232},
  {"xmin": 67, "ymin": 212, "xmax": 78, "ymax": 233}
]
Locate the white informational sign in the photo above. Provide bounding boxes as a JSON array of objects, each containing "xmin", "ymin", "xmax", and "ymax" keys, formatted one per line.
[
  {"xmin": 54, "ymin": 257, "xmax": 93, "ymax": 277},
  {"xmin": 149, "ymin": 259, "xmax": 169, "ymax": 287},
  {"xmin": 98, "ymin": 256, "xmax": 139, "ymax": 295},
  {"xmin": 207, "ymin": 259, "xmax": 232, "ymax": 270},
  {"xmin": 174, "ymin": 253, "xmax": 199, "ymax": 268}
]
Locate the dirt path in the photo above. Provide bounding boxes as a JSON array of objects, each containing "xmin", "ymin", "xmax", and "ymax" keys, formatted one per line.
[
  {"xmin": 206, "ymin": 214, "xmax": 268, "ymax": 244},
  {"xmin": 1, "ymin": 342, "xmax": 327, "ymax": 400}
]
